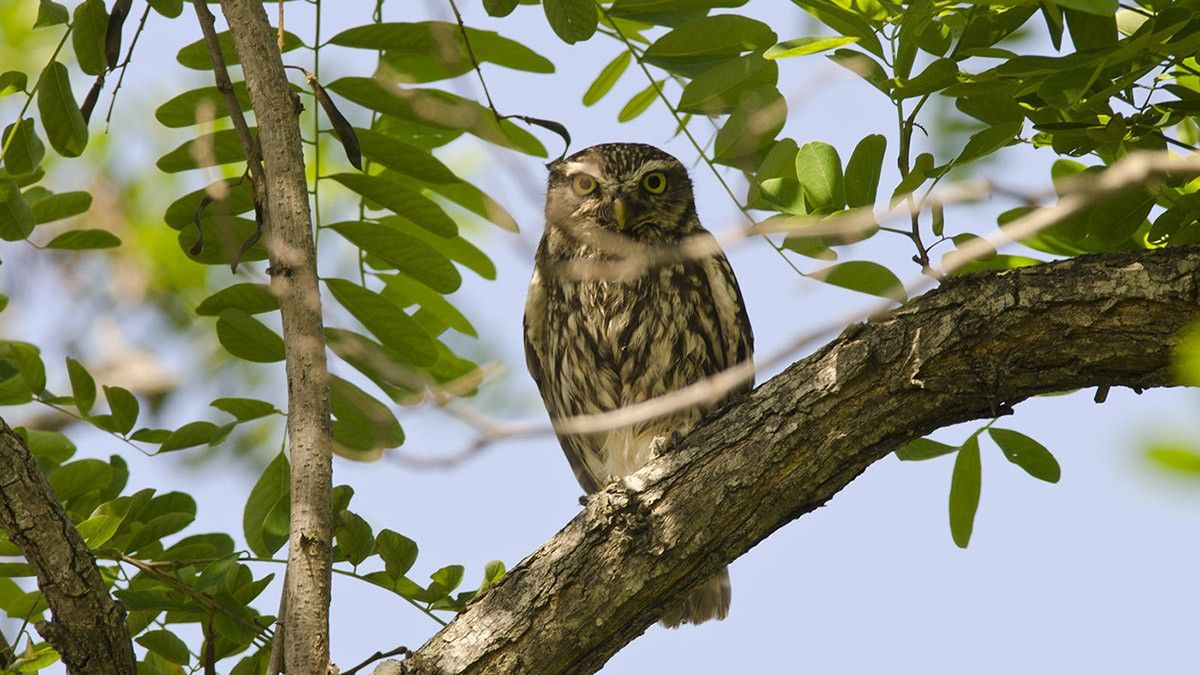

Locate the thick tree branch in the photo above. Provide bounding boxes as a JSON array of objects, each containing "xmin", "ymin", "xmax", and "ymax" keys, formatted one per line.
[
  {"xmin": 396, "ymin": 246, "xmax": 1200, "ymax": 674},
  {"xmin": 0, "ymin": 419, "xmax": 135, "ymax": 674},
  {"xmin": 219, "ymin": 1, "xmax": 335, "ymax": 672}
]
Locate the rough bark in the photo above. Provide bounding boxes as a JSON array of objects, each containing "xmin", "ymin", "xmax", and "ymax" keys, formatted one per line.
[
  {"xmin": 395, "ymin": 246, "xmax": 1200, "ymax": 675},
  {"xmin": 0, "ymin": 419, "xmax": 136, "ymax": 674},
  {"xmin": 219, "ymin": 2, "xmax": 335, "ymax": 673}
]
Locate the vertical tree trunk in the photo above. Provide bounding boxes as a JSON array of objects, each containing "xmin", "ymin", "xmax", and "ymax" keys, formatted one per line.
[{"xmin": 219, "ymin": 2, "xmax": 335, "ymax": 672}]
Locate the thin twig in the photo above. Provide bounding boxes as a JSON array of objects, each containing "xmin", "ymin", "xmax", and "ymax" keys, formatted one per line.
[
  {"xmin": 342, "ymin": 645, "xmax": 411, "ymax": 675},
  {"xmin": 103, "ymin": 2, "xmax": 152, "ymax": 129}
]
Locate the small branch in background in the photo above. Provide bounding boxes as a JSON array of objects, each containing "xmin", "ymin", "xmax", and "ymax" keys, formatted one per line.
[
  {"xmin": 342, "ymin": 645, "xmax": 410, "ymax": 675},
  {"xmin": 104, "ymin": 3, "xmax": 153, "ymax": 129}
]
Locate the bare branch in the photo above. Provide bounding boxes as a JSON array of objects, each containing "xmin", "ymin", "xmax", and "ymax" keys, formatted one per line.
[
  {"xmin": 397, "ymin": 245, "xmax": 1199, "ymax": 673},
  {"xmin": 0, "ymin": 419, "xmax": 135, "ymax": 674}
]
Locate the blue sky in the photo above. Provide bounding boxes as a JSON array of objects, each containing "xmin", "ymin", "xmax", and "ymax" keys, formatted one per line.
[{"xmin": 3, "ymin": 1, "xmax": 1199, "ymax": 672}]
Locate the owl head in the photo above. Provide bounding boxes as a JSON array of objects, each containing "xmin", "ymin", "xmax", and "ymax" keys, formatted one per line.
[{"xmin": 545, "ymin": 143, "xmax": 696, "ymax": 243}]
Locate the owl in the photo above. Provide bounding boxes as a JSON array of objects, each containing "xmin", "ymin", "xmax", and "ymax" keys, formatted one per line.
[{"xmin": 523, "ymin": 143, "xmax": 754, "ymax": 627}]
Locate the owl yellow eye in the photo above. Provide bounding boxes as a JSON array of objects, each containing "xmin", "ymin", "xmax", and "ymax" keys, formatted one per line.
[
  {"xmin": 571, "ymin": 174, "xmax": 597, "ymax": 196},
  {"xmin": 642, "ymin": 171, "xmax": 667, "ymax": 194}
]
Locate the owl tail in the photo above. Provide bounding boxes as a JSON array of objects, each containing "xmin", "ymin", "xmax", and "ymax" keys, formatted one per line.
[{"xmin": 658, "ymin": 567, "xmax": 731, "ymax": 628}]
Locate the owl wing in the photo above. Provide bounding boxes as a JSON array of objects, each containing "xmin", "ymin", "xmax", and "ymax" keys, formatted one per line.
[
  {"xmin": 523, "ymin": 264, "xmax": 605, "ymax": 494},
  {"xmin": 699, "ymin": 238, "xmax": 755, "ymax": 393}
]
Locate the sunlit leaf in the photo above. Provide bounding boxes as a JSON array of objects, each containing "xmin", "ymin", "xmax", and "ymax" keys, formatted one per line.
[
  {"xmin": 765, "ymin": 35, "xmax": 859, "ymax": 59},
  {"xmin": 376, "ymin": 529, "xmax": 418, "ymax": 579},
  {"xmin": 328, "ymin": 220, "xmax": 461, "ymax": 293},
  {"xmin": 330, "ymin": 173, "xmax": 457, "ymax": 237},
  {"xmin": 618, "ymin": 81, "xmax": 662, "ymax": 122},
  {"xmin": 794, "ymin": 141, "xmax": 844, "ymax": 213},
  {"xmin": 584, "ymin": 52, "xmax": 631, "ymax": 106},
  {"xmin": 810, "ymin": 260, "xmax": 906, "ymax": 301},
  {"xmin": 844, "ymin": 134, "xmax": 886, "ymax": 209},
  {"xmin": 176, "ymin": 29, "xmax": 304, "ymax": 70},
  {"xmin": 196, "ymin": 283, "xmax": 278, "ymax": 316}
]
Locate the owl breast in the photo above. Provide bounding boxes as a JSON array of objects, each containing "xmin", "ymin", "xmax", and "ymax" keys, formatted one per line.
[{"xmin": 542, "ymin": 263, "xmax": 720, "ymax": 480}]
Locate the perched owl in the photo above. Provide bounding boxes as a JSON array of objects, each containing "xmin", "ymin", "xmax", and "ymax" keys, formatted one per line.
[{"xmin": 523, "ymin": 143, "xmax": 754, "ymax": 627}]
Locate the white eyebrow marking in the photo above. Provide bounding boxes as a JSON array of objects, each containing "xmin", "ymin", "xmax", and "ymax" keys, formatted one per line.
[{"xmin": 561, "ymin": 160, "xmax": 599, "ymax": 175}]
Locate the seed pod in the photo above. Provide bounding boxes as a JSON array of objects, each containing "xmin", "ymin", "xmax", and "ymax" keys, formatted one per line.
[
  {"xmin": 105, "ymin": 0, "xmax": 133, "ymax": 70},
  {"xmin": 308, "ymin": 72, "xmax": 361, "ymax": 170},
  {"xmin": 80, "ymin": 74, "xmax": 106, "ymax": 124}
]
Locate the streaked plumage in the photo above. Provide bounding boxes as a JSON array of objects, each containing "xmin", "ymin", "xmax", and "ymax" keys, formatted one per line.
[{"xmin": 523, "ymin": 143, "xmax": 754, "ymax": 627}]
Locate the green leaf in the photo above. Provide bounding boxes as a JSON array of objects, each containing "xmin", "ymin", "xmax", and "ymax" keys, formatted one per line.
[
  {"xmin": 148, "ymin": 0, "xmax": 183, "ymax": 18},
  {"xmin": 216, "ymin": 309, "xmax": 285, "ymax": 363},
  {"xmin": 353, "ymin": 129, "xmax": 459, "ymax": 185},
  {"xmin": 988, "ymin": 428, "xmax": 1060, "ymax": 483},
  {"xmin": 332, "ymin": 22, "xmax": 553, "ymax": 81},
  {"xmin": 3, "ymin": 119, "xmax": 44, "ymax": 176},
  {"xmin": 155, "ymin": 82, "xmax": 252, "ymax": 128},
  {"xmin": 844, "ymin": 134, "xmax": 886, "ymax": 209},
  {"xmin": 137, "ymin": 630, "xmax": 190, "ymax": 665},
  {"xmin": 750, "ymin": 138, "xmax": 802, "ymax": 212},
  {"xmin": 45, "ymin": 229, "xmax": 121, "ymax": 250},
  {"xmin": 610, "ymin": 0, "xmax": 748, "ymax": 24},
  {"xmin": 157, "ymin": 421, "xmax": 222, "ymax": 453},
  {"xmin": 948, "ymin": 436, "xmax": 982, "ymax": 548},
  {"xmin": 326, "ymin": 78, "xmax": 545, "ymax": 157},
  {"xmin": 678, "ymin": 53, "xmax": 778, "ymax": 114},
  {"xmin": 892, "ymin": 152, "xmax": 934, "ymax": 199},
  {"xmin": 794, "ymin": 141, "xmax": 844, "ymax": 213},
  {"xmin": 71, "ymin": 0, "xmax": 109, "ymax": 76},
  {"xmin": 953, "ymin": 122, "xmax": 1022, "ymax": 168},
  {"xmin": 330, "ymin": 173, "xmax": 456, "ymax": 237},
  {"xmin": 329, "ymin": 220, "xmax": 460, "ymax": 294},
  {"xmin": 1057, "ymin": 0, "xmax": 1117, "ymax": 17},
  {"xmin": 484, "ymin": 0, "xmax": 518, "ymax": 16},
  {"xmin": 894, "ymin": 58, "xmax": 958, "ymax": 99},
  {"xmin": 48, "ymin": 459, "xmax": 112, "ymax": 501},
  {"xmin": 0, "ymin": 71, "xmax": 27, "ymax": 97},
  {"xmin": 30, "ymin": 190, "xmax": 91, "ymax": 225},
  {"xmin": 0, "ymin": 178, "xmax": 33, "ymax": 241},
  {"xmin": 765, "ymin": 36, "xmax": 859, "ymax": 59},
  {"xmin": 196, "ymin": 283, "xmax": 278, "ymax": 316},
  {"xmin": 244, "ymin": 452, "xmax": 290, "ymax": 557},
  {"xmin": 0, "ymin": 562, "xmax": 33, "ymax": 577},
  {"xmin": 381, "ymin": 273, "xmax": 476, "ymax": 337},
  {"xmin": 480, "ymin": 560, "xmax": 505, "ymax": 591},
  {"xmin": 325, "ymin": 278, "xmax": 438, "ymax": 366},
  {"xmin": 584, "ymin": 51, "xmax": 632, "ymax": 106},
  {"xmin": 618, "ymin": 81, "xmax": 662, "ymax": 122},
  {"xmin": 713, "ymin": 86, "xmax": 786, "ymax": 168},
  {"xmin": 156, "ymin": 128, "xmax": 247, "ymax": 173},
  {"xmin": 896, "ymin": 437, "xmax": 957, "ymax": 461},
  {"xmin": 102, "ymin": 385, "xmax": 139, "ymax": 435},
  {"xmin": 810, "ymin": 260, "xmax": 906, "ymax": 301},
  {"xmin": 792, "ymin": 0, "xmax": 885, "ymax": 57},
  {"xmin": 644, "ymin": 15, "xmax": 776, "ymax": 73},
  {"xmin": 177, "ymin": 29, "xmax": 304, "ymax": 70},
  {"xmin": 426, "ymin": 564, "xmax": 465, "ymax": 601},
  {"xmin": 7, "ymin": 641, "xmax": 58, "ymax": 671},
  {"xmin": 335, "ymin": 511, "xmax": 375, "ymax": 566},
  {"xmin": 36, "ymin": 61, "xmax": 88, "ymax": 157},
  {"xmin": 76, "ymin": 513, "xmax": 122, "ymax": 548},
  {"xmin": 387, "ymin": 219, "xmax": 496, "ymax": 280},
  {"xmin": 35, "ymin": 0, "xmax": 69, "ymax": 27},
  {"xmin": 66, "ymin": 357, "xmax": 96, "ymax": 414},
  {"xmin": 828, "ymin": 50, "xmax": 890, "ymax": 96},
  {"xmin": 16, "ymin": 427, "xmax": 75, "ymax": 464},
  {"xmin": 210, "ymin": 397, "xmax": 278, "ymax": 422},
  {"xmin": 376, "ymin": 529, "xmax": 418, "ymax": 579},
  {"xmin": 330, "ymin": 375, "xmax": 404, "ymax": 455},
  {"xmin": 5, "ymin": 341, "xmax": 45, "ymax": 392},
  {"xmin": 543, "ymin": 0, "xmax": 598, "ymax": 44},
  {"xmin": 1146, "ymin": 444, "xmax": 1200, "ymax": 476}
]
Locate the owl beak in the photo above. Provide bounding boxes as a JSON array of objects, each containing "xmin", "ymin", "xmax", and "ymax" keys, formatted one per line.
[{"xmin": 613, "ymin": 198, "xmax": 627, "ymax": 230}]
